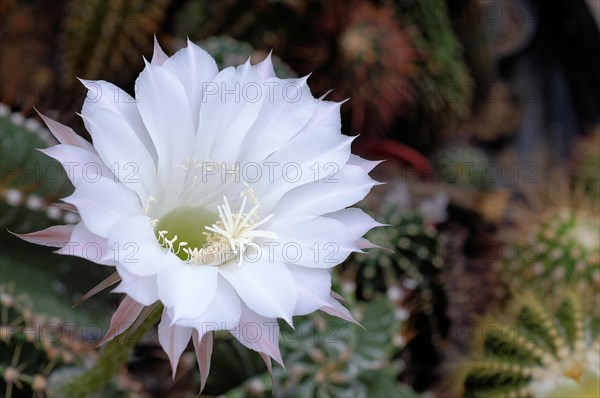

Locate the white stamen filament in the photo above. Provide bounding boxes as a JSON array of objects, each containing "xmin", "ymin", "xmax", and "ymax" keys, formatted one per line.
[{"xmin": 159, "ymin": 190, "xmax": 277, "ymax": 267}]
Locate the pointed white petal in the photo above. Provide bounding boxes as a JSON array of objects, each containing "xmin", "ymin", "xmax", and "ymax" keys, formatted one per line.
[
  {"xmin": 107, "ymin": 215, "xmax": 168, "ymax": 275},
  {"xmin": 40, "ymin": 144, "xmax": 112, "ymax": 186},
  {"xmin": 37, "ymin": 111, "xmax": 95, "ymax": 153},
  {"xmin": 80, "ymin": 107, "xmax": 156, "ymax": 199},
  {"xmin": 192, "ymin": 330, "xmax": 213, "ymax": 393},
  {"xmin": 79, "ymin": 79, "xmax": 158, "ymax": 164},
  {"xmin": 157, "ymin": 256, "xmax": 218, "ymax": 321},
  {"xmin": 220, "ymin": 256, "xmax": 296, "ymax": 324},
  {"xmin": 233, "ymin": 304, "xmax": 284, "ymax": 367},
  {"xmin": 113, "ymin": 264, "xmax": 159, "ymax": 305},
  {"xmin": 97, "ymin": 296, "xmax": 144, "ymax": 346},
  {"xmin": 268, "ymin": 215, "xmax": 358, "ymax": 268},
  {"xmin": 151, "ymin": 35, "xmax": 168, "ymax": 66},
  {"xmin": 195, "ymin": 62, "xmax": 265, "ymax": 163},
  {"xmin": 163, "ymin": 40, "xmax": 219, "ymax": 131},
  {"xmin": 324, "ymin": 208, "xmax": 384, "ymax": 241},
  {"xmin": 175, "ymin": 276, "xmax": 241, "ymax": 335},
  {"xmin": 287, "ymin": 264, "xmax": 332, "ymax": 316},
  {"xmin": 62, "ymin": 178, "xmax": 141, "ymax": 237},
  {"xmin": 274, "ymin": 164, "xmax": 378, "ymax": 217},
  {"xmin": 135, "ymin": 62, "xmax": 195, "ymax": 177},
  {"xmin": 158, "ymin": 309, "xmax": 193, "ymax": 378},
  {"xmin": 12, "ymin": 224, "xmax": 74, "ymax": 247},
  {"xmin": 56, "ymin": 222, "xmax": 113, "ymax": 265},
  {"xmin": 239, "ymin": 76, "xmax": 316, "ymax": 162}
]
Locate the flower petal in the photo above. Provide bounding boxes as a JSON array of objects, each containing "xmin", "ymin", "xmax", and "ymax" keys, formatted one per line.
[
  {"xmin": 268, "ymin": 215, "xmax": 358, "ymax": 268},
  {"xmin": 195, "ymin": 61, "xmax": 265, "ymax": 163},
  {"xmin": 97, "ymin": 296, "xmax": 145, "ymax": 346},
  {"xmin": 157, "ymin": 257, "xmax": 219, "ymax": 321},
  {"xmin": 174, "ymin": 276, "xmax": 241, "ymax": 335},
  {"xmin": 324, "ymin": 208, "xmax": 384, "ymax": 241},
  {"xmin": 135, "ymin": 62, "xmax": 195, "ymax": 177},
  {"xmin": 220, "ymin": 256, "xmax": 296, "ymax": 324},
  {"xmin": 107, "ymin": 215, "xmax": 168, "ymax": 275},
  {"xmin": 320, "ymin": 294, "xmax": 360, "ymax": 326},
  {"xmin": 192, "ymin": 330, "xmax": 213, "ymax": 393},
  {"xmin": 163, "ymin": 39, "xmax": 219, "ymax": 131},
  {"xmin": 274, "ymin": 164, "xmax": 379, "ymax": 217},
  {"xmin": 158, "ymin": 309, "xmax": 193, "ymax": 378},
  {"xmin": 12, "ymin": 224, "xmax": 73, "ymax": 247},
  {"xmin": 62, "ymin": 177, "xmax": 141, "ymax": 237},
  {"xmin": 151, "ymin": 35, "xmax": 168, "ymax": 66},
  {"xmin": 56, "ymin": 222, "xmax": 113, "ymax": 265},
  {"xmin": 40, "ymin": 144, "xmax": 112, "ymax": 186},
  {"xmin": 233, "ymin": 304, "xmax": 283, "ymax": 367},
  {"xmin": 36, "ymin": 111, "xmax": 95, "ymax": 153},
  {"xmin": 79, "ymin": 79, "xmax": 158, "ymax": 164},
  {"xmin": 239, "ymin": 76, "xmax": 317, "ymax": 162},
  {"xmin": 113, "ymin": 264, "xmax": 159, "ymax": 306},
  {"xmin": 287, "ymin": 264, "xmax": 332, "ymax": 316},
  {"xmin": 80, "ymin": 107, "xmax": 156, "ymax": 199}
]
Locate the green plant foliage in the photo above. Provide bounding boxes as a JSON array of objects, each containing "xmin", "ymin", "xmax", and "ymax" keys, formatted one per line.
[
  {"xmin": 435, "ymin": 144, "xmax": 492, "ymax": 189},
  {"xmin": 197, "ymin": 36, "xmax": 297, "ymax": 78},
  {"xmin": 0, "ymin": 283, "xmax": 91, "ymax": 398},
  {"xmin": 502, "ymin": 208, "xmax": 600, "ymax": 295},
  {"xmin": 0, "ymin": 106, "xmax": 74, "ymax": 232},
  {"xmin": 222, "ymin": 298, "xmax": 421, "ymax": 398},
  {"xmin": 453, "ymin": 291, "xmax": 600, "ymax": 397},
  {"xmin": 48, "ymin": 305, "xmax": 162, "ymax": 398}
]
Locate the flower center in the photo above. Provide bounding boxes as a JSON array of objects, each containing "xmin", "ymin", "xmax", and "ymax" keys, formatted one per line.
[{"xmin": 155, "ymin": 190, "xmax": 277, "ymax": 267}]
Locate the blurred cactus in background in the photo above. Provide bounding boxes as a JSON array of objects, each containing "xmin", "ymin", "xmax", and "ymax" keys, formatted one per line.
[
  {"xmin": 340, "ymin": 195, "xmax": 450, "ymax": 389},
  {"xmin": 196, "ymin": 35, "xmax": 297, "ymax": 77},
  {"xmin": 396, "ymin": 0, "xmax": 473, "ymax": 149},
  {"xmin": 0, "ymin": 105, "xmax": 76, "ymax": 232},
  {"xmin": 453, "ymin": 291, "xmax": 600, "ymax": 397},
  {"xmin": 435, "ymin": 144, "xmax": 492, "ymax": 190},
  {"xmin": 222, "ymin": 298, "xmax": 421, "ymax": 398},
  {"xmin": 573, "ymin": 130, "xmax": 600, "ymax": 200},
  {"xmin": 60, "ymin": 0, "xmax": 171, "ymax": 89},
  {"xmin": 0, "ymin": 283, "xmax": 90, "ymax": 398},
  {"xmin": 501, "ymin": 207, "xmax": 600, "ymax": 297},
  {"xmin": 333, "ymin": 1, "xmax": 417, "ymax": 134}
]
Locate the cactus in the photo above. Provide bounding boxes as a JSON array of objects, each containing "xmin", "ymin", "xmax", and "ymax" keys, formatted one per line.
[
  {"xmin": 48, "ymin": 304, "xmax": 162, "ymax": 398},
  {"xmin": 0, "ymin": 283, "xmax": 90, "ymax": 398},
  {"xmin": 397, "ymin": 0, "xmax": 473, "ymax": 149},
  {"xmin": 573, "ymin": 130, "xmax": 600, "ymax": 200},
  {"xmin": 0, "ymin": 105, "xmax": 77, "ymax": 232},
  {"xmin": 333, "ymin": 1, "xmax": 417, "ymax": 135},
  {"xmin": 453, "ymin": 290, "xmax": 600, "ymax": 397},
  {"xmin": 501, "ymin": 207, "xmax": 600, "ymax": 296},
  {"xmin": 435, "ymin": 144, "xmax": 492, "ymax": 189},
  {"xmin": 59, "ymin": 0, "xmax": 171, "ymax": 88},
  {"xmin": 196, "ymin": 36, "xmax": 297, "ymax": 78},
  {"xmin": 221, "ymin": 298, "xmax": 421, "ymax": 398},
  {"xmin": 340, "ymin": 201, "xmax": 449, "ymax": 388}
]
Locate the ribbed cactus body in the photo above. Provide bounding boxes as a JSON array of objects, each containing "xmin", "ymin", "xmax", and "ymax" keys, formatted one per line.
[
  {"xmin": 454, "ymin": 291, "xmax": 600, "ymax": 397},
  {"xmin": 0, "ymin": 284, "xmax": 89, "ymax": 398},
  {"xmin": 222, "ymin": 298, "xmax": 421, "ymax": 398},
  {"xmin": 502, "ymin": 208, "xmax": 600, "ymax": 294},
  {"xmin": 0, "ymin": 105, "xmax": 76, "ymax": 232}
]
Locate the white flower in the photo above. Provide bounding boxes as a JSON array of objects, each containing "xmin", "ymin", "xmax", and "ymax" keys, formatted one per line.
[{"xmin": 18, "ymin": 38, "xmax": 381, "ymax": 387}]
